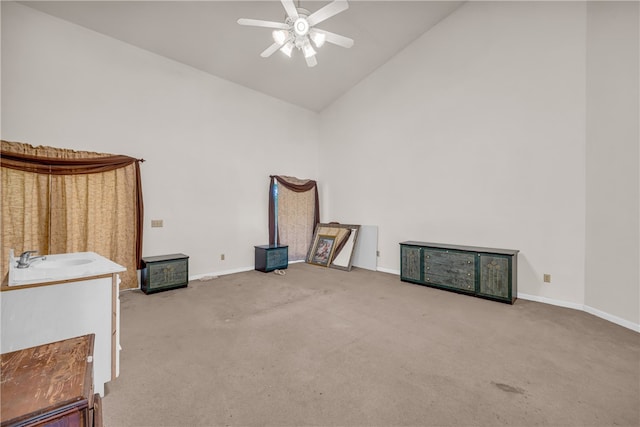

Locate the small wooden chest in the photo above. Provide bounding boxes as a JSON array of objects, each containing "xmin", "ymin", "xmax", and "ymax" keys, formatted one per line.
[
  {"xmin": 141, "ymin": 253, "xmax": 189, "ymax": 294},
  {"xmin": 254, "ymin": 245, "xmax": 288, "ymax": 272}
]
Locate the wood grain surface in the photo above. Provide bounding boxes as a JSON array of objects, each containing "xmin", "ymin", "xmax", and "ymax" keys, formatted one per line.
[{"xmin": 1, "ymin": 335, "xmax": 94, "ymax": 426}]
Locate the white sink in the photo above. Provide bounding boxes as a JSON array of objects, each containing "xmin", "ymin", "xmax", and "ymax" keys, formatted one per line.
[
  {"xmin": 32, "ymin": 258, "xmax": 94, "ymax": 269},
  {"xmin": 7, "ymin": 252, "xmax": 119, "ymax": 286}
]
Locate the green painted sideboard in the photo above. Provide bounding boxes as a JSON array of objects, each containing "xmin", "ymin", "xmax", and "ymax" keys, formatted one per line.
[{"xmin": 400, "ymin": 241, "xmax": 518, "ymax": 304}]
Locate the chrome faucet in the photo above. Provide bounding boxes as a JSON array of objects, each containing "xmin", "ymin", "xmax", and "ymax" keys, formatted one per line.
[{"xmin": 17, "ymin": 251, "xmax": 46, "ymax": 268}]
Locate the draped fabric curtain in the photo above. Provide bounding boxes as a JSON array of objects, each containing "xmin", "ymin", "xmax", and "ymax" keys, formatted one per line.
[
  {"xmin": 269, "ymin": 175, "xmax": 319, "ymax": 261},
  {"xmin": 1, "ymin": 140, "xmax": 144, "ymax": 289}
]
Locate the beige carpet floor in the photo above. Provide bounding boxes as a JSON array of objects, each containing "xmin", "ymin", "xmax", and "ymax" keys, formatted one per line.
[{"xmin": 103, "ymin": 263, "xmax": 639, "ymax": 426}]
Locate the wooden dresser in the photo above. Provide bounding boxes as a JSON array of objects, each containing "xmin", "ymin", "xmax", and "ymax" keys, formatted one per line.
[
  {"xmin": 1, "ymin": 334, "xmax": 102, "ymax": 427},
  {"xmin": 1, "ymin": 272, "xmax": 122, "ymax": 396},
  {"xmin": 400, "ymin": 241, "xmax": 519, "ymax": 304}
]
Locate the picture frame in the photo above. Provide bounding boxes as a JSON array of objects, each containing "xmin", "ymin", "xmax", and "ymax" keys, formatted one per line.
[
  {"xmin": 306, "ymin": 223, "xmax": 361, "ymax": 271},
  {"xmin": 309, "ymin": 234, "xmax": 337, "ymax": 267}
]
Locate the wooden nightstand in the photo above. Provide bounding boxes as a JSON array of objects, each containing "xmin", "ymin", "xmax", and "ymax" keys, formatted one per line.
[
  {"xmin": 254, "ymin": 245, "xmax": 288, "ymax": 272},
  {"xmin": 141, "ymin": 253, "xmax": 189, "ymax": 294}
]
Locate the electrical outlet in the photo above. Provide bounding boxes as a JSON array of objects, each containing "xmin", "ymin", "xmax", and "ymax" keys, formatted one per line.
[
  {"xmin": 544, "ymin": 274, "xmax": 551, "ymax": 283},
  {"xmin": 220, "ymin": 254, "xmax": 225, "ymax": 261},
  {"xmin": 151, "ymin": 219, "xmax": 163, "ymax": 228}
]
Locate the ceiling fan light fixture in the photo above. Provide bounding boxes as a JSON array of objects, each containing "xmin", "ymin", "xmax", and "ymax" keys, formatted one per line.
[
  {"xmin": 238, "ymin": 0, "xmax": 353, "ymax": 66},
  {"xmin": 272, "ymin": 29, "xmax": 288, "ymax": 45},
  {"xmin": 280, "ymin": 41, "xmax": 294, "ymax": 57},
  {"xmin": 309, "ymin": 30, "xmax": 326, "ymax": 48},
  {"xmin": 303, "ymin": 41, "xmax": 316, "ymax": 58}
]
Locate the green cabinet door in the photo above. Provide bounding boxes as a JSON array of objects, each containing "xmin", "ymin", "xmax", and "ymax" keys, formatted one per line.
[
  {"xmin": 141, "ymin": 254, "xmax": 189, "ymax": 294},
  {"xmin": 400, "ymin": 245, "xmax": 422, "ymax": 283},
  {"xmin": 477, "ymin": 254, "xmax": 511, "ymax": 301},
  {"xmin": 147, "ymin": 259, "xmax": 188, "ymax": 290},
  {"xmin": 265, "ymin": 247, "xmax": 288, "ymax": 270}
]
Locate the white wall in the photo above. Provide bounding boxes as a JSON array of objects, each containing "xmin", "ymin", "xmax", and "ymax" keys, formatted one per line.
[
  {"xmin": 320, "ymin": 2, "xmax": 587, "ymax": 305},
  {"xmin": 2, "ymin": 1, "xmax": 638, "ymax": 329},
  {"xmin": 585, "ymin": 2, "xmax": 639, "ymax": 327},
  {"xmin": 1, "ymin": 2, "xmax": 319, "ymax": 282}
]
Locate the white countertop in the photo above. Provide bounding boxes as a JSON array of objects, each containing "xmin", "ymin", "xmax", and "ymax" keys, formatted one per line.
[{"xmin": 8, "ymin": 251, "xmax": 126, "ymax": 287}]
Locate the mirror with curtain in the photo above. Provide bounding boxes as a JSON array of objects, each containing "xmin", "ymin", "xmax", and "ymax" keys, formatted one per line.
[{"xmin": 306, "ymin": 223, "xmax": 360, "ymax": 271}]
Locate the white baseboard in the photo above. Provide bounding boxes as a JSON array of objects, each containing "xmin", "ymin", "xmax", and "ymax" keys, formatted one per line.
[
  {"xmin": 583, "ymin": 304, "xmax": 640, "ymax": 333},
  {"xmin": 377, "ymin": 267, "xmax": 400, "ymax": 275},
  {"xmin": 190, "ymin": 260, "xmax": 304, "ymax": 282},
  {"xmin": 518, "ymin": 293, "xmax": 639, "ymax": 333},
  {"xmin": 369, "ymin": 272, "xmax": 639, "ymax": 333},
  {"xmin": 190, "ymin": 266, "xmax": 254, "ymax": 281},
  {"xmin": 517, "ymin": 293, "xmax": 584, "ymax": 311}
]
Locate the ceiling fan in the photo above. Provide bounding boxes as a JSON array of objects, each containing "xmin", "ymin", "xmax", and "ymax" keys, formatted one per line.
[{"xmin": 237, "ymin": 0, "xmax": 354, "ymax": 67}]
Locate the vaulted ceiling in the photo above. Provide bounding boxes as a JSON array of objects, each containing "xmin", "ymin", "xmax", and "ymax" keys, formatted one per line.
[{"xmin": 20, "ymin": 1, "xmax": 464, "ymax": 112}]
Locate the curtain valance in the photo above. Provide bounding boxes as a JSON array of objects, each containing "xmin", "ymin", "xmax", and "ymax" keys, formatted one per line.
[{"xmin": 0, "ymin": 150, "xmax": 144, "ymax": 175}]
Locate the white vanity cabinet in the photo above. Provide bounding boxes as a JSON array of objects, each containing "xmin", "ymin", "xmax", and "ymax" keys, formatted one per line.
[{"xmin": 1, "ymin": 254, "xmax": 124, "ymax": 397}]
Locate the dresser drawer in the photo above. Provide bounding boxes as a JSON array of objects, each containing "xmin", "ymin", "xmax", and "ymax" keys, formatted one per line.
[{"xmin": 423, "ymin": 249, "xmax": 475, "ymax": 291}]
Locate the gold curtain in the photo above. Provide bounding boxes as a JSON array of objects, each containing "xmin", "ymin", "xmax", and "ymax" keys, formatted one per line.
[
  {"xmin": 1, "ymin": 141, "xmax": 142, "ymax": 289},
  {"xmin": 1, "ymin": 168, "xmax": 50, "ymax": 258},
  {"xmin": 269, "ymin": 176, "xmax": 319, "ymax": 261},
  {"xmin": 277, "ymin": 181, "xmax": 317, "ymax": 260}
]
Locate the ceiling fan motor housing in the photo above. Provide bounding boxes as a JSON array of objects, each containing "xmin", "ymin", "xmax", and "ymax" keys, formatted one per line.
[
  {"xmin": 294, "ymin": 18, "xmax": 310, "ymax": 36},
  {"xmin": 286, "ymin": 8, "xmax": 310, "ymax": 36}
]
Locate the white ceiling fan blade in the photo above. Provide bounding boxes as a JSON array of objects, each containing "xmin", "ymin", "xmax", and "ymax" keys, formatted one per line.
[
  {"xmin": 307, "ymin": 0, "xmax": 349, "ymax": 27},
  {"xmin": 313, "ymin": 28, "xmax": 354, "ymax": 48},
  {"xmin": 280, "ymin": 0, "xmax": 299, "ymax": 20},
  {"xmin": 261, "ymin": 42, "xmax": 282, "ymax": 58},
  {"xmin": 237, "ymin": 18, "xmax": 289, "ymax": 30},
  {"xmin": 305, "ymin": 55, "xmax": 318, "ymax": 68}
]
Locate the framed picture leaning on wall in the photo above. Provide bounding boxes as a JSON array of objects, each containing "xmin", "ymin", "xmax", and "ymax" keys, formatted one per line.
[
  {"xmin": 309, "ymin": 234, "xmax": 336, "ymax": 267},
  {"xmin": 305, "ymin": 223, "xmax": 361, "ymax": 271}
]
